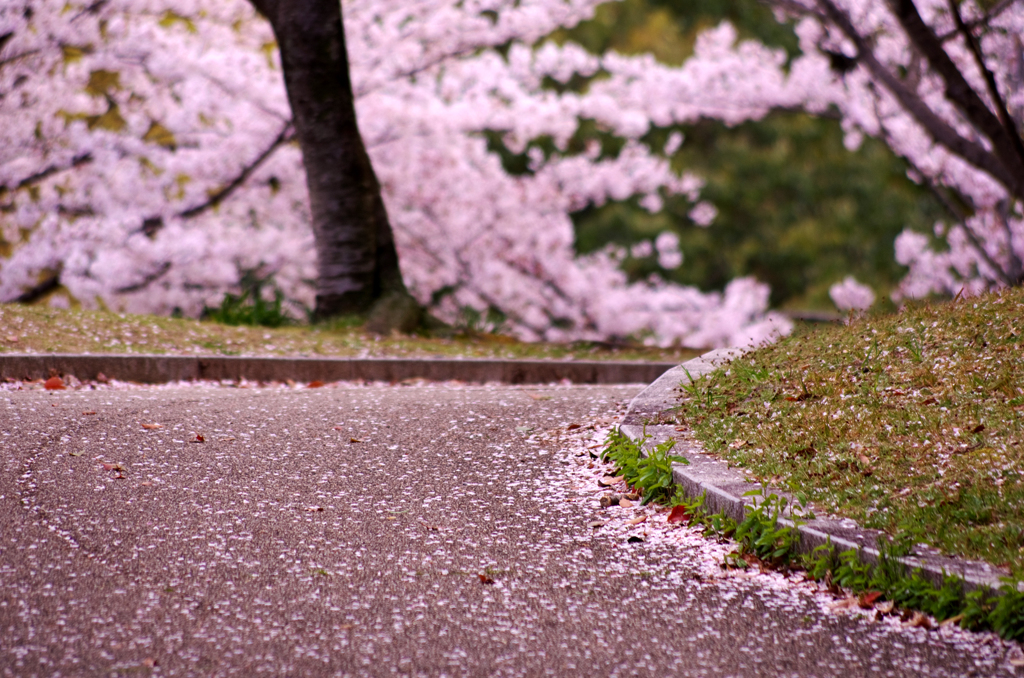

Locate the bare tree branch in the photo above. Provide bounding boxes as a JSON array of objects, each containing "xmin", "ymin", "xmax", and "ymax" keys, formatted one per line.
[
  {"xmin": 178, "ymin": 121, "xmax": 295, "ymax": 219},
  {"xmin": 812, "ymin": 0, "xmax": 1024, "ymax": 198},
  {"xmin": 0, "ymin": 153, "xmax": 93, "ymax": 195},
  {"xmin": 923, "ymin": 179, "xmax": 1013, "ymax": 285},
  {"xmin": 115, "ymin": 261, "xmax": 172, "ymax": 293},
  {"xmin": 946, "ymin": 0, "xmax": 1024, "ymax": 176},
  {"xmin": 863, "ymin": 78, "xmax": 1016, "ymax": 286},
  {"xmin": 11, "ymin": 273, "xmax": 60, "ymax": 304},
  {"xmin": 938, "ymin": 0, "xmax": 1019, "ymax": 41},
  {"xmin": 885, "ymin": 0, "xmax": 1024, "ymax": 197}
]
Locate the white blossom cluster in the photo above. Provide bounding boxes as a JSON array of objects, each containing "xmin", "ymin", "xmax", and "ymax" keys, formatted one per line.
[
  {"xmin": 829, "ymin": 275, "xmax": 875, "ymax": 313},
  {"xmin": 8, "ymin": 0, "xmax": 1018, "ymax": 345},
  {"xmin": 0, "ymin": 0, "xmax": 803, "ymax": 347},
  {"xmin": 775, "ymin": 0, "xmax": 1024, "ymax": 299}
]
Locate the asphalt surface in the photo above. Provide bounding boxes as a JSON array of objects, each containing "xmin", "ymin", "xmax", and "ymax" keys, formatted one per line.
[{"xmin": 1, "ymin": 382, "xmax": 1019, "ymax": 677}]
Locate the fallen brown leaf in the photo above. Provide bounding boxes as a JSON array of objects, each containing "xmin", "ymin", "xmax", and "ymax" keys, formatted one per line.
[
  {"xmin": 598, "ymin": 475, "xmax": 624, "ymax": 487},
  {"xmin": 308, "ymin": 380, "xmax": 325, "ymax": 388},
  {"xmin": 478, "ymin": 573, "xmax": 495, "ymax": 585},
  {"xmin": 566, "ymin": 423, "xmax": 582, "ymax": 430},
  {"xmin": 141, "ymin": 423, "xmax": 163, "ymax": 430},
  {"xmin": 666, "ymin": 505, "xmax": 691, "ymax": 524},
  {"xmin": 618, "ymin": 498, "xmax": 634, "ymax": 509},
  {"xmin": 350, "ymin": 437, "xmax": 364, "ymax": 443},
  {"xmin": 939, "ymin": 613, "xmax": 964, "ymax": 627},
  {"xmin": 828, "ymin": 596, "xmax": 860, "ymax": 611},
  {"xmin": 44, "ymin": 376, "xmax": 65, "ymax": 391},
  {"xmin": 626, "ymin": 515, "xmax": 647, "ymax": 526},
  {"xmin": 81, "ymin": 410, "xmax": 96, "ymax": 416},
  {"xmin": 906, "ymin": 611, "xmax": 932, "ymax": 629},
  {"xmin": 858, "ymin": 591, "xmax": 883, "ymax": 609}
]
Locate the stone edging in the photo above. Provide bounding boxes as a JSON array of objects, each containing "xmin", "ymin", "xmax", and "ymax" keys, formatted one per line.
[
  {"xmin": 0, "ymin": 353, "xmax": 676, "ymax": 385},
  {"xmin": 620, "ymin": 348, "xmax": 1011, "ymax": 594}
]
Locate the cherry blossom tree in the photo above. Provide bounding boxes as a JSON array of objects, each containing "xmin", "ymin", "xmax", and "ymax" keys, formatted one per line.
[
  {"xmin": 768, "ymin": 0, "xmax": 1024, "ymax": 300},
  {"xmin": 245, "ymin": 0, "xmax": 413, "ymax": 327},
  {"xmin": 0, "ymin": 0, "xmax": 796, "ymax": 347}
]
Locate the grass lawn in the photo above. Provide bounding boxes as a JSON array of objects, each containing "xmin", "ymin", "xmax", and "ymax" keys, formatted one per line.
[
  {"xmin": 674, "ymin": 287, "xmax": 1024, "ymax": 578},
  {"xmin": 0, "ymin": 303, "xmax": 699, "ymax": 364}
]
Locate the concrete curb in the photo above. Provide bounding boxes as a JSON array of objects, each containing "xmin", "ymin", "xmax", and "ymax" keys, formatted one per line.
[
  {"xmin": 621, "ymin": 348, "xmax": 1012, "ymax": 594},
  {"xmin": 0, "ymin": 353, "xmax": 676, "ymax": 385}
]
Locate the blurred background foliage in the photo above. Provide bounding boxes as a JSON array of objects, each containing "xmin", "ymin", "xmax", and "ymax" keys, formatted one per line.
[{"xmin": 548, "ymin": 0, "xmax": 946, "ymax": 311}]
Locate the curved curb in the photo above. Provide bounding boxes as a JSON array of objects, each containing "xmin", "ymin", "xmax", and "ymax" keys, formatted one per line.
[
  {"xmin": 620, "ymin": 348, "xmax": 1012, "ymax": 594},
  {"xmin": 0, "ymin": 353, "xmax": 676, "ymax": 385}
]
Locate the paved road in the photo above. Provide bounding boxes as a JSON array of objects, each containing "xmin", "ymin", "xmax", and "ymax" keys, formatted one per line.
[{"xmin": 1, "ymin": 382, "xmax": 1018, "ymax": 676}]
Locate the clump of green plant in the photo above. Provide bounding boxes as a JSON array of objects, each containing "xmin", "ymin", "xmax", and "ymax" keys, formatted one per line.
[
  {"xmin": 602, "ymin": 427, "xmax": 688, "ymax": 505},
  {"xmin": 667, "ymin": 482, "xmax": 1024, "ymax": 640},
  {"xmin": 676, "ymin": 492, "xmax": 737, "ymax": 542},
  {"xmin": 203, "ymin": 277, "xmax": 293, "ymax": 328},
  {"xmin": 801, "ymin": 536, "xmax": 1024, "ymax": 641},
  {"xmin": 730, "ymin": 487, "xmax": 810, "ymax": 569},
  {"xmin": 674, "ymin": 487, "xmax": 809, "ymax": 569}
]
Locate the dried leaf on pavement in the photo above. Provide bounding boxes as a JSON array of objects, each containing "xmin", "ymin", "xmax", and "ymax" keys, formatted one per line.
[
  {"xmin": 666, "ymin": 505, "xmax": 691, "ymax": 524},
  {"xmin": 44, "ymin": 376, "xmax": 65, "ymax": 390}
]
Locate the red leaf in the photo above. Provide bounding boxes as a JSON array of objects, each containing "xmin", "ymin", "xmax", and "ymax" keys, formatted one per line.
[
  {"xmin": 478, "ymin": 573, "xmax": 495, "ymax": 585},
  {"xmin": 308, "ymin": 380, "xmax": 324, "ymax": 388},
  {"xmin": 44, "ymin": 376, "xmax": 65, "ymax": 390},
  {"xmin": 858, "ymin": 590, "xmax": 884, "ymax": 608},
  {"xmin": 81, "ymin": 410, "xmax": 96, "ymax": 416},
  {"xmin": 566, "ymin": 423, "xmax": 581, "ymax": 430},
  {"xmin": 193, "ymin": 434, "xmax": 205, "ymax": 443},
  {"xmin": 666, "ymin": 505, "xmax": 691, "ymax": 524}
]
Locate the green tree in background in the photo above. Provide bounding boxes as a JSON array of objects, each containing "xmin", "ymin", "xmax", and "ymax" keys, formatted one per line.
[{"xmin": 558, "ymin": 0, "xmax": 946, "ymax": 310}]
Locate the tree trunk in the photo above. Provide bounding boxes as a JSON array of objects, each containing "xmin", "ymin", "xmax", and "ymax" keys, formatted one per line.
[{"xmin": 247, "ymin": 0, "xmax": 409, "ymax": 320}]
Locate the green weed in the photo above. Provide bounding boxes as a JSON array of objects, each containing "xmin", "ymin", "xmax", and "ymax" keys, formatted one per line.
[
  {"xmin": 731, "ymin": 487, "xmax": 810, "ymax": 568},
  {"xmin": 203, "ymin": 278, "xmax": 293, "ymax": 328},
  {"xmin": 602, "ymin": 428, "xmax": 688, "ymax": 505},
  {"xmin": 800, "ymin": 536, "xmax": 1024, "ymax": 640}
]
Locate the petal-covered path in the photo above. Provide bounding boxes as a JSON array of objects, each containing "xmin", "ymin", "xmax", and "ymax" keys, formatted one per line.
[{"xmin": 1, "ymin": 382, "xmax": 1019, "ymax": 676}]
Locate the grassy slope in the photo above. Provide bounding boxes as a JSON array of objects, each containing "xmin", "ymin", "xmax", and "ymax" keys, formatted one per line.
[
  {"xmin": 0, "ymin": 304, "xmax": 699, "ymax": 363},
  {"xmin": 675, "ymin": 288, "xmax": 1024, "ymax": 577}
]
